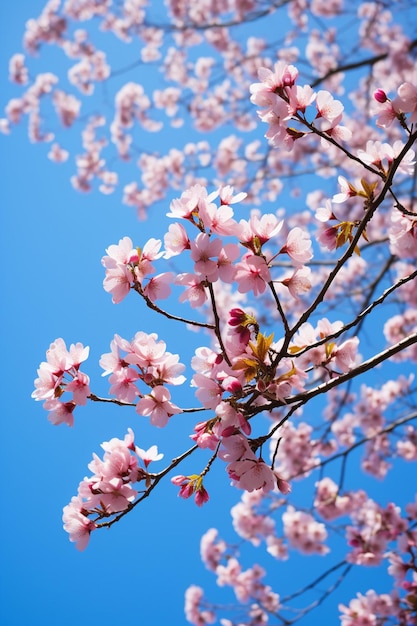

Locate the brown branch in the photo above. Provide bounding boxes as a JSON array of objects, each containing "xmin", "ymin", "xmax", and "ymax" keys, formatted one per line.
[
  {"xmin": 287, "ymin": 268, "xmax": 417, "ymax": 360},
  {"xmin": 96, "ymin": 442, "xmax": 199, "ymax": 529},
  {"xmin": 251, "ymin": 331, "xmax": 417, "ymax": 420},
  {"xmin": 88, "ymin": 393, "xmax": 135, "ymax": 407},
  {"xmin": 284, "ymin": 129, "xmax": 417, "ymax": 348},
  {"xmin": 132, "ymin": 282, "xmax": 215, "ymax": 329},
  {"xmin": 310, "ymin": 38, "xmax": 417, "ymax": 89},
  {"xmin": 304, "ymin": 410, "xmax": 417, "ymax": 478},
  {"xmin": 208, "ymin": 282, "xmax": 232, "ymax": 366}
]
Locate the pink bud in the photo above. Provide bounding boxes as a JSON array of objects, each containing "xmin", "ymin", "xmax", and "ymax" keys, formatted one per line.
[
  {"xmin": 221, "ymin": 425, "xmax": 239, "ymax": 438},
  {"xmin": 276, "ymin": 477, "xmax": 292, "ymax": 495},
  {"xmin": 194, "ymin": 486, "xmax": 209, "ymax": 506},
  {"xmin": 171, "ymin": 474, "xmax": 187, "ymax": 485},
  {"xmin": 228, "ymin": 308, "xmax": 246, "ymax": 326},
  {"xmin": 222, "ymin": 376, "xmax": 242, "ymax": 394},
  {"xmin": 128, "ymin": 251, "xmax": 139, "ymax": 263},
  {"xmin": 374, "ymin": 89, "xmax": 388, "ymax": 103},
  {"xmin": 179, "ymin": 483, "xmax": 194, "ymax": 499}
]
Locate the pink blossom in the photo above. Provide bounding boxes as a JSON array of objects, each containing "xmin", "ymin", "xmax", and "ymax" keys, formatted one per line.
[
  {"xmin": 314, "ymin": 478, "xmax": 357, "ymax": 521},
  {"xmin": 190, "ymin": 420, "xmax": 220, "ymax": 450},
  {"xmin": 32, "ymin": 338, "xmax": 91, "ymax": 423},
  {"xmin": 333, "ymin": 336, "xmax": 360, "ymax": 372},
  {"xmin": 141, "ymin": 237, "xmax": 164, "ymax": 262},
  {"xmin": 280, "ymin": 266, "xmax": 312, "ymax": 298},
  {"xmin": 332, "ymin": 175, "xmax": 357, "ymax": 203},
  {"xmin": 43, "ymin": 399, "xmax": 76, "ymax": 427},
  {"xmin": 339, "ymin": 591, "xmax": 394, "ymax": 626},
  {"xmin": 143, "ymin": 272, "xmax": 174, "ymax": 301},
  {"xmin": 239, "ymin": 213, "xmax": 283, "ymax": 250},
  {"xmin": 250, "ymin": 61, "xmax": 299, "ymax": 108},
  {"xmin": 124, "ymin": 331, "xmax": 166, "ymax": 369},
  {"xmin": 198, "ymin": 198, "xmax": 239, "ymax": 236},
  {"xmin": 32, "ymin": 362, "xmax": 60, "ymax": 401},
  {"xmin": 231, "ymin": 491, "xmax": 275, "ymax": 546},
  {"xmin": 283, "ymin": 505, "xmax": 329, "ymax": 554},
  {"xmin": 102, "ymin": 236, "xmax": 137, "ymax": 303},
  {"xmin": 48, "ymin": 143, "xmax": 69, "ymax": 162},
  {"xmin": 176, "ymin": 272, "xmax": 208, "ymax": 307},
  {"xmin": 136, "ymin": 385, "xmax": 180, "ymax": 427},
  {"xmin": 192, "ymin": 372, "xmax": 223, "ymax": 409},
  {"xmin": 150, "ymin": 351, "xmax": 186, "ymax": 386},
  {"xmin": 8, "ymin": 53, "xmax": 28, "ymax": 84},
  {"xmin": 216, "ymin": 401, "xmax": 249, "ymax": 436},
  {"xmin": 318, "ymin": 224, "xmax": 339, "ymax": 250},
  {"xmin": 53, "ymin": 89, "xmax": 81, "ymax": 127},
  {"xmin": 315, "ymin": 90, "xmax": 344, "ymax": 128},
  {"xmin": 280, "ymin": 227, "xmax": 313, "ymax": 265},
  {"xmin": 68, "ymin": 342, "xmax": 90, "ymax": 368},
  {"xmin": 184, "ymin": 585, "xmax": 215, "ymax": 625},
  {"xmin": 136, "ymin": 444, "xmax": 164, "ymax": 467},
  {"xmin": 216, "ymin": 243, "xmax": 240, "ymax": 283},
  {"xmin": 228, "ymin": 457, "xmax": 276, "ymax": 493},
  {"xmin": 375, "ymin": 100, "xmax": 398, "ymax": 128},
  {"xmin": 43, "ymin": 337, "xmax": 74, "ymax": 373},
  {"xmin": 272, "ymin": 421, "xmax": 320, "ymax": 478},
  {"xmin": 108, "ymin": 367, "xmax": 139, "ymax": 403},
  {"xmin": 393, "ymin": 81, "xmax": 417, "ymax": 122},
  {"xmin": 263, "ymin": 98, "xmax": 292, "ymax": 146},
  {"xmin": 217, "ymin": 185, "xmax": 247, "ymax": 205},
  {"xmin": 65, "ymin": 371, "xmax": 91, "ymax": 405},
  {"xmin": 228, "ymin": 308, "xmax": 253, "ymax": 345},
  {"xmin": 194, "ymin": 485, "xmax": 209, "ymax": 506},
  {"xmin": 167, "ymin": 184, "xmax": 212, "ymax": 221},
  {"xmin": 163, "ymin": 222, "xmax": 190, "ymax": 258},
  {"xmin": 389, "ymin": 209, "xmax": 417, "ymax": 259},
  {"xmin": 219, "ymin": 433, "xmax": 254, "ymax": 464},
  {"xmin": 287, "ymin": 84, "xmax": 316, "ymax": 114},
  {"xmin": 102, "ymin": 236, "xmax": 136, "ymax": 268},
  {"xmin": 235, "ymin": 254, "xmax": 271, "ymax": 295},
  {"xmin": 99, "ymin": 334, "xmax": 131, "ymax": 376},
  {"xmin": 200, "ymin": 528, "xmax": 227, "ymax": 571},
  {"xmin": 190, "ymin": 233, "xmax": 223, "ymax": 282},
  {"xmin": 171, "ymin": 475, "xmax": 210, "ymax": 507},
  {"xmin": 62, "ymin": 496, "xmax": 97, "ymax": 551}
]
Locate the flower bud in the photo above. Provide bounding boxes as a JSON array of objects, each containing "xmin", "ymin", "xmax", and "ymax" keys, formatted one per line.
[{"xmin": 373, "ymin": 89, "xmax": 388, "ymax": 103}]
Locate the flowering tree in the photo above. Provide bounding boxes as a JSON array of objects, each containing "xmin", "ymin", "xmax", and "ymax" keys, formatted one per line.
[{"xmin": 4, "ymin": 0, "xmax": 417, "ymax": 623}]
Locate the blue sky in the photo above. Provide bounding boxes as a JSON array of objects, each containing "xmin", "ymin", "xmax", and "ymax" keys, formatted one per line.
[{"xmin": 1, "ymin": 2, "xmax": 416, "ymax": 625}]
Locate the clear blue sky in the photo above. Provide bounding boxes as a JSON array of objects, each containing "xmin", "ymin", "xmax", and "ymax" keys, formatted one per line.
[{"xmin": 1, "ymin": 3, "xmax": 415, "ymax": 626}]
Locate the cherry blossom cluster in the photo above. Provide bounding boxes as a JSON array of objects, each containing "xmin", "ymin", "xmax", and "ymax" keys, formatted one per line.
[
  {"xmin": 171, "ymin": 474, "xmax": 210, "ymax": 507},
  {"xmin": 250, "ymin": 60, "xmax": 352, "ymax": 151},
  {"xmin": 4, "ymin": 0, "xmax": 414, "ymax": 219},
  {"xmin": 346, "ymin": 499, "xmax": 407, "ymax": 567},
  {"xmin": 189, "ymin": 536, "xmax": 281, "ymax": 624},
  {"xmin": 102, "ymin": 235, "xmax": 173, "ymax": 304},
  {"xmin": 102, "ymin": 182, "xmax": 319, "ymax": 327},
  {"xmin": 63, "ymin": 428, "xmax": 164, "ymax": 550},
  {"xmin": 99, "ymin": 331, "xmax": 185, "ymax": 427},
  {"xmin": 32, "ymin": 338, "xmax": 90, "ymax": 427},
  {"xmin": 340, "ymin": 495, "xmax": 417, "ymax": 624},
  {"xmin": 374, "ymin": 83, "xmax": 417, "ymax": 128}
]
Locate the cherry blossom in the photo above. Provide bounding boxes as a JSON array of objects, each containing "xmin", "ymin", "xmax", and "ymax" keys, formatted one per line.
[
  {"xmin": 136, "ymin": 386, "xmax": 180, "ymax": 427},
  {"xmin": 22, "ymin": 3, "xmax": 417, "ymax": 624}
]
